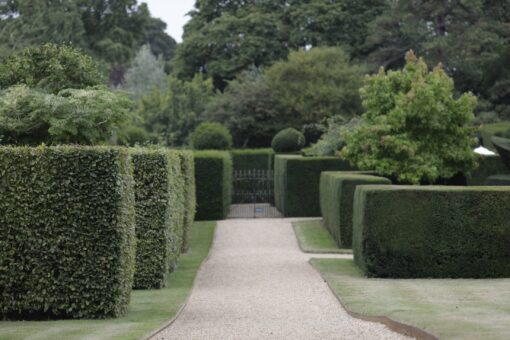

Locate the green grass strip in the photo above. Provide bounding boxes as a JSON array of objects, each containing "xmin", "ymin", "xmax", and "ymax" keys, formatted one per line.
[
  {"xmin": 0, "ymin": 221, "xmax": 216, "ymax": 340},
  {"xmin": 311, "ymin": 258, "xmax": 510, "ymax": 340},
  {"xmin": 292, "ymin": 219, "xmax": 352, "ymax": 254}
]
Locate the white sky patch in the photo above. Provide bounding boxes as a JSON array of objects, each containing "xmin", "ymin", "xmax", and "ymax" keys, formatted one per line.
[{"xmin": 142, "ymin": 0, "xmax": 195, "ymax": 43}]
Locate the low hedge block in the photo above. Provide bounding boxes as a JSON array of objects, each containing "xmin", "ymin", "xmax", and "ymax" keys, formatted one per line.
[
  {"xmin": 353, "ymin": 185, "xmax": 510, "ymax": 278},
  {"xmin": 274, "ymin": 155, "xmax": 355, "ymax": 217},
  {"xmin": 0, "ymin": 146, "xmax": 135, "ymax": 319},
  {"xmin": 485, "ymin": 174, "xmax": 510, "ymax": 186},
  {"xmin": 231, "ymin": 149, "xmax": 274, "ymax": 171},
  {"xmin": 194, "ymin": 151, "xmax": 232, "ymax": 220},
  {"xmin": 466, "ymin": 155, "xmax": 510, "ymax": 186},
  {"xmin": 320, "ymin": 172, "xmax": 391, "ymax": 247},
  {"xmin": 179, "ymin": 151, "xmax": 196, "ymax": 252}
]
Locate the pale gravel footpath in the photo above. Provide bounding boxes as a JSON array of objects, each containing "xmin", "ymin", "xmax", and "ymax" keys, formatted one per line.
[{"xmin": 154, "ymin": 219, "xmax": 408, "ymax": 340}]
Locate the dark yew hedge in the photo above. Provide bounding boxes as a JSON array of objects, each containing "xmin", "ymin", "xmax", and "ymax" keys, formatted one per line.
[
  {"xmin": 353, "ymin": 185, "xmax": 510, "ymax": 278},
  {"xmin": 194, "ymin": 151, "xmax": 232, "ymax": 220},
  {"xmin": 274, "ymin": 155, "xmax": 355, "ymax": 217},
  {"xmin": 231, "ymin": 149, "xmax": 274, "ymax": 171},
  {"xmin": 320, "ymin": 172, "xmax": 391, "ymax": 247},
  {"xmin": 0, "ymin": 146, "xmax": 135, "ymax": 319},
  {"xmin": 466, "ymin": 155, "xmax": 510, "ymax": 186}
]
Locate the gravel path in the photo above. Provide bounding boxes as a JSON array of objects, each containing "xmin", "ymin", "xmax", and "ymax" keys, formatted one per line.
[{"xmin": 154, "ymin": 219, "xmax": 408, "ymax": 340}]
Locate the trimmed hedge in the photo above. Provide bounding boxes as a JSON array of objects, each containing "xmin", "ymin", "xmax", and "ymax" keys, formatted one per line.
[
  {"xmin": 353, "ymin": 185, "xmax": 510, "ymax": 278},
  {"xmin": 466, "ymin": 155, "xmax": 510, "ymax": 185},
  {"xmin": 320, "ymin": 172, "xmax": 391, "ymax": 247},
  {"xmin": 194, "ymin": 151, "xmax": 232, "ymax": 220},
  {"xmin": 271, "ymin": 128, "xmax": 306, "ymax": 153},
  {"xmin": 485, "ymin": 174, "xmax": 510, "ymax": 186},
  {"xmin": 231, "ymin": 148, "xmax": 274, "ymax": 171},
  {"xmin": 131, "ymin": 149, "xmax": 187, "ymax": 289},
  {"xmin": 274, "ymin": 155, "xmax": 355, "ymax": 217},
  {"xmin": 179, "ymin": 151, "xmax": 196, "ymax": 252},
  {"xmin": 0, "ymin": 146, "xmax": 135, "ymax": 319}
]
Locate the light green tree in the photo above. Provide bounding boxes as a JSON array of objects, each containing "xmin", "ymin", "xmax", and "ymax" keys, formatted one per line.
[
  {"xmin": 342, "ymin": 51, "xmax": 478, "ymax": 184},
  {"xmin": 124, "ymin": 45, "xmax": 167, "ymax": 100}
]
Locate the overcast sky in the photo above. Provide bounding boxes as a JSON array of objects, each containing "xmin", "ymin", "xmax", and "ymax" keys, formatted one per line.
[{"xmin": 142, "ymin": 0, "xmax": 196, "ymax": 43}]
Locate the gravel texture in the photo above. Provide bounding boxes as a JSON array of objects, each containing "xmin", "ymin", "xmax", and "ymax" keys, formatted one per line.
[{"xmin": 154, "ymin": 219, "xmax": 408, "ymax": 340}]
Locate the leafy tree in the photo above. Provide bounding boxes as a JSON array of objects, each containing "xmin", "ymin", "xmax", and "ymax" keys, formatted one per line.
[
  {"xmin": 0, "ymin": 43, "xmax": 103, "ymax": 94},
  {"xmin": 204, "ymin": 68, "xmax": 285, "ymax": 147},
  {"xmin": 310, "ymin": 116, "xmax": 361, "ymax": 156},
  {"xmin": 0, "ymin": 0, "xmax": 86, "ymax": 60},
  {"xmin": 265, "ymin": 47, "xmax": 365, "ymax": 126},
  {"xmin": 137, "ymin": 74, "xmax": 216, "ymax": 146},
  {"xmin": 341, "ymin": 51, "xmax": 478, "ymax": 184},
  {"xmin": 0, "ymin": 85, "xmax": 133, "ymax": 145},
  {"xmin": 176, "ymin": 0, "xmax": 385, "ymax": 88},
  {"xmin": 123, "ymin": 45, "xmax": 167, "ymax": 100}
]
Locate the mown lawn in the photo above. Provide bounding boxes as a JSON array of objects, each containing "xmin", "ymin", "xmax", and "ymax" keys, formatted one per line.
[
  {"xmin": 311, "ymin": 258, "xmax": 510, "ymax": 340},
  {"xmin": 292, "ymin": 219, "xmax": 352, "ymax": 254},
  {"xmin": 0, "ymin": 221, "xmax": 216, "ymax": 340}
]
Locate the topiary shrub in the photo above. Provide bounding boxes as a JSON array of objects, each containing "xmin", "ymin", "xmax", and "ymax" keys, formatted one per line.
[
  {"xmin": 0, "ymin": 146, "xmax": 135, "ymax": 319},
  {"xmin": 271, "ymin": 128, "xmax": 306, "ymax": 153},
  {"xmin": 191, "ymin": 122, "xmax": 233, "ymax": 150},
  {"xmin": 353, "ymin": 185, "xmax": 510, "ymax": 278},
  {"xmin": 274, "ymin": 155, "xmax": 355, "ymax": 217},
  {"xmin": 194, "ymin": 151, "xmax": 233, "ymax": 220},
  {"xmin": 320, "ymin": 172, "xmax": 391, "ymax": 247}
]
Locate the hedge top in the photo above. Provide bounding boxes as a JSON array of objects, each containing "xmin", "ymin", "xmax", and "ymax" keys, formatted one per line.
[{"xmin": 357, "ymin": 184, "xmax": 510, "ymax": 193}]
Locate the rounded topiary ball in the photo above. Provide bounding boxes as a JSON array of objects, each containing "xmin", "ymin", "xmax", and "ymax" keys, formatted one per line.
[
  {"xmin": 271, "ymin": 128, "xmax": 306, "ymax": 153},
  {"xmin": 191, "ymin": 122, "xmax": 233, "ymax": 150}
]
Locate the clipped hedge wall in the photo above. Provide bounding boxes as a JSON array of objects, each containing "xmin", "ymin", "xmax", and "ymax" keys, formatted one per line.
[
  {"xmin": 353, "ymin": 185, "xmax": 510, "ymax": 278},
  {"xmin": 0, "ymin": 146, "xmax": 135, "ymax": 319},
  {"xmin": 274, "ymin": 155, "xmax": 355, "ymax": 217},
  {"xmin": 231, "ymin": 148, "xmax": 274, "ymax": 171},
  {"xmin": 485, "ymin": 174, "xmax": 510, "ymax": 186},
  {"xmin": 467, "ymin": 155, "xmax": 510, "ymax": 185},
  {"xmin": 194, "ymin": 151, "xmax": 232, "ymax": 220},
  {"xmin": 131, "ymin": 149, "xmax": 187, "ymax": 289},
  {"xmin": 179, "ymin": 151, "xmax": 196, "ymax": 252},
  {"xmin": 320, "ymin": 172, "xmax": 391, "ymax": 248}
]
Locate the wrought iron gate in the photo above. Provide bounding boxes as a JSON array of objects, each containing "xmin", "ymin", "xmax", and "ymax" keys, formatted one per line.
[{"xmin": 228, "ymin": 169, "xmax": 282, "ymax": 218}]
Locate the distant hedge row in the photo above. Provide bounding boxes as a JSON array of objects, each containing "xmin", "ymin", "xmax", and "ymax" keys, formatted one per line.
[
  {"xmin": 194, "ymin": 151, "xmax": 232, "ymax": 220},
  {"xmin": 274, "ymin": 155, "xmax": 355, "ymax": 217},
  {"xmin": 320, "ymin": 172, "xmax": 390, "ymax": 248},
  {"xmin": 0, "ymin": 146, "xmax": 195, "ymax": 319},
  {"xmin": 231, "ymin": 148, "xmax": 274, "ymax": 171},
  {"xmin": 353, "ymin": 185, "xmax": 510, "ymax": 278}
]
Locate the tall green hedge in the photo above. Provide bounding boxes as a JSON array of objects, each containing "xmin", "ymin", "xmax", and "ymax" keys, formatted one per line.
[
  {"xmin": 320, "ymin": 172, "xmax": 391, "ymax": 247},
  {"xmin": 194, "ymin": 151, "xmax": 232, "ymax": 220},
  {"xmin": 274, "ymin": 155, "xmax": 355, "ymax": 217},
  {"xmin": 231, "ymin": 149, "xmax": 274, "ymax": 171},
  {"xmin": 179, "ymin": 151, "xmax": 196, "ymax": 252},
  {"xmin": 466, "ymin": 155, "xmax": 510, "ymax": 185},
  {"xmin": 131, "ymin": 149, "xmax": 188, "ymax": 289},
  {"xmin": 353, "ymin": 185, "xmax": 510, "ymax": 278},
  {"xmin": 0, "ymin": 146, "xmax": 135, "ymax": 319}
]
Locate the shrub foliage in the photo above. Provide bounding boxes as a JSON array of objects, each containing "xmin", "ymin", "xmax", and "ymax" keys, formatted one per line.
[
  {"xmin": 271, "ymin": 128, "xmax": 306, "ymax": 153},
  {"xmin": 353, "ymin": 185, "xmax": 510, "ymax": 278},
  {"xmin": 274, "ymin": 155, "xmax": 355, "ymax": 217},
  {"xmin": 194, "ymin": 151, "xmax": 232, "ymax": 220},
  {"xmin": 320, "ymin": 172, "xmax": 391, "ymax": 247},
  {"xmin": 192, "ymin": 122, "xmax": 233, "ymax": 150},
  {"xmin": 342, "ymin": 51, "xmax": 478, "ymax": 184},
  {"xmin": 0, "ymin": 146, "xmax": 135, "ymax": 319}
]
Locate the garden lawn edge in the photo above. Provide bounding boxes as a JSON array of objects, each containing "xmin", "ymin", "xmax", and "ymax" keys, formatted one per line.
[
  {"xmin": 291, "ymin": 220, "xmax": 352, "ymax": 254},
  {"xmin": 310, "ymin": 259, "xmax": 438, "ymax": 340},
  {"xmin": 144, "ymin": 221, "xmax": 218, "ymax": 340}
]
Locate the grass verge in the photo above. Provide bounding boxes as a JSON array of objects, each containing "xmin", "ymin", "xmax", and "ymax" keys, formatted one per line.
[
  {"xmin": 311, "ymin": 258, "xmax": 510, "ymax": 340},
  {"xmin": 292, "ymin": 219, "xmax": 352, "ymax": 254},
  {"xmin": 0, "ymin": 221, "xmax": 216, "ymax": 340}
]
